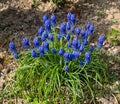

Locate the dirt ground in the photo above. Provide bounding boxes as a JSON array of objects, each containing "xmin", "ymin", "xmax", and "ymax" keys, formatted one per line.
[{"xmin": 0, "ymin": 0, "xmax": 120, "ymax": 104}]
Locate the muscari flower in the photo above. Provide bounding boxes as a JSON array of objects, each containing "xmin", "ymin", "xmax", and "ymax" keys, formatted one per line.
[
  {"xmin": 31, "ymin": 49, "xmax": 38, "ymax": 58},
  {"xmin": 48, "ymin": 33, "xmax": 54, "ymax": 42},
  {"xmin": 58, "ymin": 48, "xmax": 65, "ymax": 56},
  {"xmin": 72, "ymin": 38, "xmax": 78, "ymax": 49},
  {"xmin": 41, "ymin": 34, "xmax": 46, "ymax": 41},
  {"xmin": 72, "ymin": 51, "xmax": 79, "ymax": 59},
  {"xmin": 76, "ymin": 27, "xmax": 81, "ymax": 36},
  {"xmin": 51, "ymin": 14, "xmax": 56, "ymax": 26},
  {"xmin": 68, "ymin": 41, "xmax": 72, "ymax": 47},
  {"xmin": 66, "ymin": 34, "xmax": 70, "ymax": 41},
  {"xmin": 67, "ymin": 12, "xmax": 72, "ymax": 23},
  {"xmin": 43, "ymin": 31, "xmax": 48, "ymax": 38},
  {"xmin": 33, "ymin": 37, "xmax": 40, "ymax": 48},
  {"xmin": 64, "ymin": 52, "xmax": 70, "ymax": 61},
  {"xmin": 45, "ymin": 20, "xmax": 51, "ymax": 32},
  {"xmin": 39, "ymin": 45, "xmax": 44, "ymax": 56},
  {"xmin": 97, "ymin": 35, "xmax": 105, "ymax": 49},
  {"xmin": 22, "ymin": 38, "xmax": 30, "ymax": 48},
  {"xmin": 89, "ymin": 45, "xmax": 94, "ymax": 51},
  {"xmin": 43, "ymin": 14, "xmax": 48, "ymax": 23},
  {"xmin": 14, "ymin": 53, "xmax": 18, "ymax": 59},
  {"xmin": 38, "ymin": 27, "xmax": 44, "ymax": 36},
  {"xmin": 71, "ymin": 14, "xmax": 76, "ymax": 25},
  {"xmin": 83, "ymin": 39, "xmax": 88, "ymax": 45},
  {"xmin": 79, "ymin": 61, "xmax": 85, "ymax": 67},
  {"xmin": 64, "ymin": 65, "xmax": 69, "ymax": 72},
  {"xmin": 86, "ymin": 22, "xmax": 91, "ymax": 30},
  {"xmin": 52, "ymin": 48, "xmax": 56, "ymax": 54},
  {"xmin": 43, "ymin": 41, "xmax": 49, "ymax": 52},
  {"xmin": 71, "ymin": 26, "xmax": 75, "ymax": 33},
  {"xmin": 9, "ymin": 42, "xmax": 16, "ymax": 53},
  {"xmin": 81, "ymin": 29, "xmax": 86, "ymax": 38},
  {"xmin": 85, "ymin": 52, "xmax": 91, "ymax": 63},
  {"xmin": 66, "ymin": 22, "xmax": 71, "ymax": 30},
  {"xmin": 79, "ymin": 44, "xmax": 84, "ymax": 52},
  {"xmin": 60, "ymin": 23, "xmax": 66, "ymax": 35},
  {"xmin": 89, "ymin": 24, "xmax": 94, "ymax": 34}
]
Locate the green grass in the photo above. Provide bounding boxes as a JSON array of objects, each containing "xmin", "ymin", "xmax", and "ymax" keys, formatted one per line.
[
  {"xmin": 0, "ymin": 48, "xmax": 108, "ymax": 104},
  {"xmin": 106, "ymin": 28, "xmax": 120, "ymax": 46}
]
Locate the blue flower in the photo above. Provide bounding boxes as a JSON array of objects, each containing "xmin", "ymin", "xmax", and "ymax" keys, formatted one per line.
[
  {"xmin": 66, "ymin": 22, "xmax": 71, "ymax": 30},
  {"xmin": 72, "ymin": 51, "xmax": 79, "ymax": 59},
  {"xmin": 83, "ymin": 39, "xmax": 88, "ymax": 45},
  {"xmin": 76, "ymin": 27, "xmax": 81, "ymax": 36},
  {"xmin": 71, "ymin": 26, "xmax": 75, "ymax": 33},
  {"xmin": 79, "ymin": 44, "xmax": 84, "ymax": 52},
  {"xmin": 86, "ymin": 22, "xmax": 91, "ymax": 30},
  {"xmin": 9, "ymin": 42, "xmax": 16, "ymax": 53},
  {"xmin": 64, "ymin": 65, "xmax": 69, "ymax": 72},
  {"xmin": 45, "ymin": 20, "xmax": 51, "ymax": 32},
  {"xmin": 60, "ymin": 23, "xmax": 66, "ymax": 34},
  {"xmin": 22, "ymin": 38, "xmax": 30, "ymax": 48},
  {"xmin": 43, "ymin": 14, "xmax": 48, "ymax": 23},
  {"xmin": 58, "ymin": 48, "xmax": 65, "ymax": 56},
  {"xmin": 31, "ymin": 49, "xmax": 38, "ymax": 58},
  {"xmin": 85, "ymin": 31, "xmax": 88, "ymax": 39},
  {"xmin": 41, "ymin": 34, "xmax": 46, "ymax": 41},
  {"xmin": 89, "ymin": 24, "xmax": 94, "ymax": 34},
  {"xmin": 85, "ymin": 52, "xmax": 91, "ymax": 63},
  {"xmin": 98, "ymin": 35, "xmax": 105, "ymax": 44},
  {"xmin": 71, "ymin": 14, "xmax": 76, "ymax": 25},
  {"xmin": 66, "ymin": 34, "xmax": 70, "ymax": 41},
  {"xmin": 39, "ymin": 46, "xmax": 44, "ymax": 56},
  {"xmin": 81, "ymin": 29, "xmax": 86, "ymax": 38},
  {"xmin": 51, "ymin": 14, "xmax": 56, "ymax": 26},
  {"xmin": 52, "ymin": 48, "xmax": 56, "ymax": 54},
  {"xmin": 97, "ymin": 35, "xmax": 105, "ymax": 49},
  {"xmin": 38, "ymin": 27, "xmax": 44, "ymax": 36},
  {"xmin": 89, "ymin": 45, "xmax": 94, "ymax": 51},
  {"xmin": 48, "ymin": 34, "xmax": 54, "ymax": 42},
  {"xmin": 43, "ymin": 31, "xmax": 48, "ymax": 38},
  {"xmin": 72, "ymin": 38, "xmax": 78, "ymax": 49},
  {"xmin": 79, "ymin": 61, "xmax": 85, "ymax": 67},
  {"xmin": 14, "ymin": 53, "xmax": 18, "ymax": 59},
  {"xmin": 33, "ymin": 37, "xmax": 39, "ymax": 48},
  {"xmin": 43, "ymin": 41, "xmax": 49, "ymax": 52},
  {"xmin": 64, "ymin": 52, "xmax": 70, "ymax": 61},
  {"xmin": 67, "ymin": 12, "xmax": 72, "ymax": 23},
  {"xmin": 68, "ymin": 41, "xmax": 72, "ymax": 47}
]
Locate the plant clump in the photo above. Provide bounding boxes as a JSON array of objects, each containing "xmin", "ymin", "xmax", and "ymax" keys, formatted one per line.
[{"xmin": 3, "ymin": 13, "xmax": 107, "ymax": 103}]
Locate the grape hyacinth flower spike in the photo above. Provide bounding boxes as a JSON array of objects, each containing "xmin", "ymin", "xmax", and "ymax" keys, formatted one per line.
[
  {"xmin": 45, "ymin": 20, "xmax": 51, "ymax": 32},
  {"xmin": 33, "ymin": 37, "xmax": 40, "ymax": 48},
  {"xmin": 9, "ymin": 42, "xmax": 17, "ymax": 53},
  {"xmin": 22, "ymin": 38, "xmax": 30, "ymax": 49},
  {"xmin": 71, "ymin": 14, "xmax": 76, "ymax": 25},
  {"xmin": 97, "ymin": 35, "xmax": 105, "ymax": 49},
  {"xmin": 43, "ymin": 14, "xmax": 48, "ymax": 23},
  {"xmin": 38, "ymin": 27, "xmax": 44, "ymax": 36},
  {"xmin": 67, "ymin": 12, "xmax": 72, "ymax": 23},
  {"xmin": 60, "ymin": 23, "xmax": 66, "ymax": 35},
  {"xmin": 64, "ymin": 65, "xmax": 69, "ymax": 72},
  {"xmin": 31, "ymin": 49, "xmax": 38, "ymax": 58},
  {"xmin": 59, "ymin": 48, "xmax": 65, "ymax": 56},
  {"xmin": 51, "ymin": 14, "xmax": 56, "ymax": 26},
  {"xmin": 85, "ymin": 52, "xmax": 91, "ymax": 63}
]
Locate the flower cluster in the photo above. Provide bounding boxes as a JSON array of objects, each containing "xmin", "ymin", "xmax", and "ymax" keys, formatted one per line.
[{"xmin": 9, "ymin": 13, "xmax": 105, "ymax": 71}]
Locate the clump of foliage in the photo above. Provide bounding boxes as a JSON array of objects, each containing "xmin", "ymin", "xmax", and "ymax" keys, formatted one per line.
[
  {"xmin": 2, "ymin": 13, "xmax": 107, "ymax": 103},
  {"xmin": 106, "ymin": 28, "xmax": 120, "ymax": 46}
]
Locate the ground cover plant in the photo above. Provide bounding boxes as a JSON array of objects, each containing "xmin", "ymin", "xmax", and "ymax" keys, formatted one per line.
[{"xmin": 1, "ymin": 13, "xmax": 108, "ymax": 103}]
